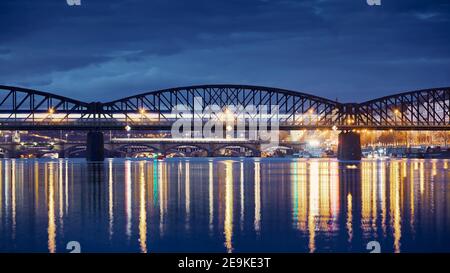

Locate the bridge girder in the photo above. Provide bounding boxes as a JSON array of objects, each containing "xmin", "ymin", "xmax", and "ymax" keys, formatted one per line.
[{"xmin": 0, "ymin": 84, "xmax": 448, "ymax": 130}]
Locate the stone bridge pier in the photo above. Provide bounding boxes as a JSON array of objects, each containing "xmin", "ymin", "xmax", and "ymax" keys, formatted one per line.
[
  {"xmin": 86, "ymin": 131, "xmax": 105, "ymax": 161},
  {"xmin": 337, "ymin": 131, "xmax": 362, "ymax": 161}
]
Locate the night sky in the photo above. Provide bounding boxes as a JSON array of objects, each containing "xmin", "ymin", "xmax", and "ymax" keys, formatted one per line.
[{"xmin": 1, "ymin": 0, "xmax": 449, "ymax": 102}]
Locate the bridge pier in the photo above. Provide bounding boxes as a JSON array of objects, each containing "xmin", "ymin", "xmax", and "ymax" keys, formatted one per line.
[
  {"xmin": 86, "ymin": 131, "xmax": 105, "ymax": 162},
  {"xmin": 337, "ymin": 131, "xmax": 362, "ymax": 161}
]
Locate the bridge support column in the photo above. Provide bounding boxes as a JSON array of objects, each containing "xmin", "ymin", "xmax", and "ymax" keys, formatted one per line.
[
  {"xmin": 338, "ymin": 131, "xmax": 362, "ymax": 161},
  {"xmin": 86, "ymin": 131, "xmax": 105, "ymax": 162}
]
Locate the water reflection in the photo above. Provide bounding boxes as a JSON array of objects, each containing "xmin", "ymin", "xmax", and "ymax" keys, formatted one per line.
[
  {"xmin": 47, "ymin": 162, "xmax": 56, "ymax": 253},
  {"xmin": 254, "ymin": 161, "xmax": 261, "ymax": 234},
  {"xmin": 224, "ymin": 161, "xmax": 233, "ymax": 253},
  {"xmin": 138, "ymin": 161, "xmax": 147, "ymax": 253},
  {"xmin": 0, "ymin": 158, "xmax": 449, "ymax": 253}
]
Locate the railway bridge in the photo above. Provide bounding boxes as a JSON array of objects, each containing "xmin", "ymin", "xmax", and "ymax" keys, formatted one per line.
[{"xmin": 0, "ymin": 84, "xmax": 448, "ymax": 161}]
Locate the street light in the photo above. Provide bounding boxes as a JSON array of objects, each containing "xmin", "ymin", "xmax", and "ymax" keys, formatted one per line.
[
  {"xmin": 308, "ymin": 109, "xmax": 315, "ymax": 124},
  {"xmin": 125, "ymin": 125, "xmax": 131, "ymax": 139},
  {"xmin": 139, "ymin": 108, "xmax": 146, "ymax": 123},
  {"xmin": 48, "ymin": 107, "xmax": 55, "ymax": 123},
  {"xmin": 394, "ymin": 108, "xmax": 400, "ymax": 125}
]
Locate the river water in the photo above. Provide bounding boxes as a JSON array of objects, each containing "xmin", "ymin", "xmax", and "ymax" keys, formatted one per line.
[{"xmin": 0, "ymin": 158, "xmax": 449, "ymax": 253}]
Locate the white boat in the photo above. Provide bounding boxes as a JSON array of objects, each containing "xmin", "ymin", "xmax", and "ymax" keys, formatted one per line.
[{"xmin": 41, "ymin": 153, "xmax": 59, "ymax": 159}]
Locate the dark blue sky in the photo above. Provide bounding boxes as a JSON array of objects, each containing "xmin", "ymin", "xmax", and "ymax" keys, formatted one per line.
[{"xmin": 0, "ymin": 0, "xmax": 449, "ymax": 102}]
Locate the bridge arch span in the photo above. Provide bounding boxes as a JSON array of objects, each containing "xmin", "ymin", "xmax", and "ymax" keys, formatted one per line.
[
  {"xmin": 102, "ymin": 84, "xmax": 342, "ymax": 127},
  {"xmin": 0, "ymin": 85, "xmax": 89, "ymax": 126},
  {"xmin": 165, "ymin": 143, "xmax": 209, "ymax": 151},
  {"xmin": 115, "ymin": 144, "xmax": 161, "ymax": 153},
  {"xmin": 105, "ymin": 84, "xmax": 340, "ymax": 106},
  {"xmin": 0, "ymin": 85, "xmax": 88, "ymax": 106},
  {"xmin": 356, "ymin": 87, "xmax": 450, "ymax": 128},
  {"xmin": 212, "ymin": 143, "xmax": 260, "ymax": 157}
]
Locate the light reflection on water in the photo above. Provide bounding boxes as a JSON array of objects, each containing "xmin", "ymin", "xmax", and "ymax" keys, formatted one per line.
[{"xmin": 0, "ymin": 158, "xmax": 449, "ymax": 253}]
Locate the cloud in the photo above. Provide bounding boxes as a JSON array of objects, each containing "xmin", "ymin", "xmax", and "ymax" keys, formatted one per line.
[{"xmin": 0, "ymin": 0, "xmax": 449, "ymax": 102}]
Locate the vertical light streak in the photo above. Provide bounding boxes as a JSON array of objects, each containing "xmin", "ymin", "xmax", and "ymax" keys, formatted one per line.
[
  {"xmin": 390, "ymin": 161, "xmax": 401, "ymax": 253},
  {"xmin": 47, "ymin": 163, "xmax": 56, "ymax": 253},
  {"xmin": 410, "ymin": 161, "xmax": 415, "ymax": 236},
  {"xmin": 330, "ymin": 161, "xmax": 340, "ymax": 224},
  {"xmin": 224, "ymin": 161, "xmax": 234, "ymax": 253},
  {"xmin": 239, "ymin": 161, "xmax": 244, "ymax": 230},
  {"xmin": 297, "ymin": 162, "xmax": 308, "ymax": 231},
  {"xmin": 308, "ymin": 161, "xmax": 319, "ymax": 253},
  {"xmin": 401, "ymin": 159, "xmax": 407, "ymax": 178},
  {"xmin": 185, "ymin": 161, "xmax": 190, "ymax": 219},
  {"xmin": 0, "ymin": 161, "xmax": 2, "ymax": 218},
  {"xmin": 379, "ymin": 160, "xmax": 386, "ymax": 236},
  {"xmin": 35, "ymin": 161, "xmax": 39, "ymax": 210},
  {"xmin": 11, "ymin": 160, "xmax": 16, "ymax": 237},
  {"xmin": 158, "ymin": 162, "xmax": 166, "ymax": 234},
  {"xmin": 65, "ymin": 160, "xmax": 68, "ymax": 214},
  {"xmin": 153, "ymin": 159, "xmax": 158, "ymax": 206},
  {"xmin": 125, "ymin": 160, "xmax": 132, "ymax": 239},
  {"xmin": 432, "ymin": 160, "xmax": 437, "ymax": 177},
  {"xmin": 361, "ymin": 161, "xmax": 371, "ymax": 236},
  {"xmin": 209, "ymin": 161, "xmax": 214, "ymax": 231},
  {"xmin": 4, "ymin": 161, "xmax": 9, "ymax": 220},
  {"xmin": 108, "ymin": 159, "xmax": 114, "ymax": 239},
  {"xmin": 254, "ymin": 161, "xmax": 261, "ymax": 234},
  {"xmin": 147, "ymin": 163, "xmax": 153, "ymax": 206},
  {"xmin": 292, "ymin": 161, "xmax": 298, "ymax": 229},
  {"xmin": 58, "ymin": 160, "xmax": 64, "ymax": 228},
  {"xmin": 139, "ymin": 161, "xmax": 147, "ymax": 253},
  {"xmin": 318, "ymin": 161, "xmax": 330, "ymax": 231},
  {"xmin": 371, "ymin": 162, "xmax": 377, "ymax": 233},
  {"xmin": 419, "ymin": 161, "xmax": 425, "ymax": 195},
  {"xmin": 347, "ymin": 193, "xmax": 353, "ymax": 243}
]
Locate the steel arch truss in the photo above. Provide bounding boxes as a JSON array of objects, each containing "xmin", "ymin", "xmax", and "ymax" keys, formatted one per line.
[
  {"xmin": 0, "ymin": 85, "xmax": 88, "ymax": 128},
  {"xmin": 356, "ymin": 88, "xmax": 450, "ymax": 130},
  {"xmin": 102, "ymin": 85, "xmax": 341, "ymax": 129},
  {"xmin": 0, "ymin": 84, "xmax": 448, "ymax": 131}
]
